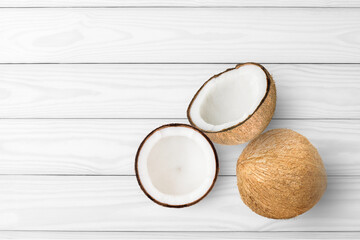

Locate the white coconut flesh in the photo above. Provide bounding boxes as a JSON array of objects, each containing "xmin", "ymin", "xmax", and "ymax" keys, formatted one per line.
[
  {"xmin": 189, "ymin": 64, "xmax": 268, "ymax": 132},
  {"xmin": 136, "ymin": 126, "xmax": 217, "ymax": 206}
]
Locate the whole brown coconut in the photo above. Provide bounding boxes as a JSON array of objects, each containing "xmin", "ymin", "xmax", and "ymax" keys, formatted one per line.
[{"xmin": 236, "ymin": 129, "xmax": 327, "ymax": 219}]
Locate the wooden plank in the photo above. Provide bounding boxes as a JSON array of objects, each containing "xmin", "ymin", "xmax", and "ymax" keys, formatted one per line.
[
  {"xmin": 1, "ymin": 64, "xmax": 360, "ymax": 118},
  {"xmin": 0, "ymin": 9, "xmax": 359, "ymax": 63},
  {"xmin": 1, "ymin": 0, "xmax": 360, "ymax": 7},
  {"xmin": 0, "ymin": 119, "xmax": 358, "ymax": 176},
  {"xmin": 0, "ymin": 231, "xmax": 359, "ymax": 240},
  {"xmin": 0, "ymin": 175, "xmax": 358, "ymax": 231}
]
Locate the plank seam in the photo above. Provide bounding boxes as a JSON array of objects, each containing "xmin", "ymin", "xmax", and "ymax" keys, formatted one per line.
[
  {"xmin": 0, "ymin": 63, "xmax": 360, "ymax": 65},
  {"xmin": 0, "ymin": 6, "xmax": 360, "ymax": 9},
  {"xmin": 0, "ymin": 174, "xmax": 354, "ymax": 177},
  {"xmin": 0, "ymin": 230, "xmax": 359, "ymax": 233},
  {"xmin": 0, "ymin": 118, "xmax": 359, "ymax": 120}
]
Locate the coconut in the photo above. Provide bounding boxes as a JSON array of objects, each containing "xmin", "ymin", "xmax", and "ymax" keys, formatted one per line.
[
  {"xmin": 135, "ymin": 124, "xmax": 219, "ymax": 208},
  {"xmin": 236, "ymin": 129, "xmax": 327, "ymax": 219},
  {"xmin": 187, "ymin": 62, "xmax": 276, "ymax": 145}
]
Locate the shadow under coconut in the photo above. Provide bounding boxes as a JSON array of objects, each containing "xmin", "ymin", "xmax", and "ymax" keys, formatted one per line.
[
  {"xmin": 213, "ymin": 142, "xmax": 248, "ymax": 176},
  {"xmin": 296, "ymin": 176, "xmax": 347, "ymax": 218},
  {"xmin": 259, "ymin": 176, "xmax": 358, "ymax": 231}
]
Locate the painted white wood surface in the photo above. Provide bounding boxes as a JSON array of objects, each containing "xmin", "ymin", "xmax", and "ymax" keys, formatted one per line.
[
  {"xmin": 1, "ymin": 231, "xmax": 359, "ymax": 240},
  {"xmin": 0, "ymin": 175, "xmax": 358, "ymax": 231},
  {"xmin": 0, "ymin": 119, "xmax": 359, "ymax": 176},
  {"xmin": 0, "ymin": 9, "xmax": 359, "ymax": 63},
  {"xmin": 1, "ymin": 64, "xmax": 360, "ymax": 118},
  {"xmin": 2, "ymin": 0, "xmax": 360, "ymax": 7},
  {"xmin": 0, "ymin": 2, "xmax": 359, "ymax": 238}
]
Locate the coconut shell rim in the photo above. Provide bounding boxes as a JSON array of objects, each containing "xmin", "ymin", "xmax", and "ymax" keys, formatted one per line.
[
  {"xmin": 187, "ymin": 62, "xmax": 273, "ymax": 134},
  {"xmin": 134, "ymin": 123, "xmax": 219, "ymax": 208}
]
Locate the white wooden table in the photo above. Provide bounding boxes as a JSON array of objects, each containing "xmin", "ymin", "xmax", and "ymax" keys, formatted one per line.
[{"xmin": 0, "ymin": 1, "xmax": 360, "ymax": 239}]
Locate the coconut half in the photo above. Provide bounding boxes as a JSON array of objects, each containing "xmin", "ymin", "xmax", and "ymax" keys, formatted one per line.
[
  {"xmin": 135, "ymin": 124, "xmax": 219, "ymax": 208},
  {"xmin": 187, "ymin": 63, "xmax": 276, "ymax": 145}
]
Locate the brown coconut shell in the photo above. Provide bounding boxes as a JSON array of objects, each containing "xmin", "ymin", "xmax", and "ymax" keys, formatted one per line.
[
  {"xmin": 187, "ymin": 62, "xmax": 276, "ymax": 145},
  {"xmin": 236, "ymin": 129, "xmax": 327, "ymax": 219}
]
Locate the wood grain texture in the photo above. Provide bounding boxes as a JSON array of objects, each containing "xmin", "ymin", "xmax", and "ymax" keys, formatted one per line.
[
  {"xmin": 1, "ymin": 64, "xmax": 360, "ymax": 118},
  {"xmin": 0, "ymin": 119, "xmax": 359, "ymax": 176},
  {"xmin": 0, "ymin": 175, "xmax": 358, "ymax": 231},
  {"xmin": 1, "ymin": 0, "xmax": 360, "ymax": 7},
  {"xmin": 1, "ymin": 231, "xmax": 359, "ymax": 240},
  {"xmin": 0, "ymin": 9, "xmax": 359, "ymax": 63}
]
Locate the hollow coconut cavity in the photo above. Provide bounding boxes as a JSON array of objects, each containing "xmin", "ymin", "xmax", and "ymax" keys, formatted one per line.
[
  {"xmin": 135, "ymin": 124, "xmax": 218, "ymax": 208},
  {"xmin": 187, "ymin": 63, "xmax": 276, "ymax": 145}
]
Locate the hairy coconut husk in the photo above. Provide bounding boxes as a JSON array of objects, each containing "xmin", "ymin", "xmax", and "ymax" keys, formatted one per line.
[
  {"xmin": 236, "ymin": 129, "xmax": 327, "ymax": 219},
  {"xmin": 187, "ymin": 62, "xmax": 276, "ymax": 145}
]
